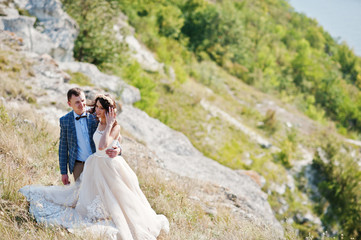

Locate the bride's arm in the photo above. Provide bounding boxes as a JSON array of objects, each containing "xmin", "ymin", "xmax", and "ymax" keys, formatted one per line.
[{"xmin": 98, "ymin": 107, "xmax": 120, "ymax": 150}]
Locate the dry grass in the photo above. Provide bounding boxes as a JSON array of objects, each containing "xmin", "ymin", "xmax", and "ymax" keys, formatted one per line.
[
  {"xmin": 0, "ymin": 102, "xmax": 80, "ymax": 239},
  {"xmin": 0, "ymin": 49, "xmax": 36, "ymax": 103},
  {"xmin": 139, "ymin": 168, "xmax": 291, "ymax": 240},
  {"xmin": 120, "ymin": 138, "xmax": 298, "ymax": 240}
]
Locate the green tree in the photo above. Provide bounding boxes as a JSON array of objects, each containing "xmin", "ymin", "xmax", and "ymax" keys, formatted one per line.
[
  {"xmin": 156, "ymin": 5, "xmax": 184, "ymax": 39},
  {"xmin": 180, "ymin": 0, "xmax": 220, "ymax": 54},
  {"xmin": 62, "ymin": 0, "xmax": 124, "ymax": 65},
  {"xmin": 305, "ymin": 26, "xmax": 325, "ymax": 49},
  {"xmin": 313, "ymin": 141, "xmax": 361, "ymax": 238},
  {"xmin": 335, "ymin": 43, "xmax": 360, "ymax": 84}
]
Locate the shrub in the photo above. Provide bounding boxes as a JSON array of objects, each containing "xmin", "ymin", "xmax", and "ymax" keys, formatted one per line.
[
  {"xmin": 62, "ymin": 0, "xmax": 125, "ymax": 66},
  {"xmin": 66, "ymin": 70, "xmax": 94, "ymax": 86},
  {"xmin": 313, "ymin": 138, "xmax": 361, "ymax": 238},
  {"xmin": 122, "ymin": 61, "xmax": 159, "ymax": 115}
]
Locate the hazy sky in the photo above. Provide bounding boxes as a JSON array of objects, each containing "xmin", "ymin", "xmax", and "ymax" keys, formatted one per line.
[{"xmin": 288, "ymin": 0, "xmax": 361, "ymax": 56}]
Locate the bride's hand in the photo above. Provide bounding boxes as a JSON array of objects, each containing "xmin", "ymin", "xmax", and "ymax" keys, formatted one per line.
[{"xmin": 105, "ymin": 107, "xmax": 116, "ymax": 126}]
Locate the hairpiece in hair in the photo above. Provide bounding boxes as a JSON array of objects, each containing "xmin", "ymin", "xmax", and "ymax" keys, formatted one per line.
[{"xmin": 95, "ymin": 94, "xmax": 114, "ymax": 106}]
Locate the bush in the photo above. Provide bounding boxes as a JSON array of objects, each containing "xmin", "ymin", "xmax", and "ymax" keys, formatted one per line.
[
  {"xmin": 62, "ymin": 0, "xmax": 125, "ymax": 66},
  {"xmin": 122, "ymin": 62, "xmax": 159, "ymax": 115},
  {"xmin": 156, "ymin": 5, "xmax": 184, "ymax": 39},
  {"xmin": 259, "ymin": 109, "xmax": 278, "ymax": 135},
  {"xmin": 313, "ymin": 139, "xmax": 361, "ymax": 238},
  {"xmin": 66, "ymin": 70, "xmax": 94, "ymax": 86}
]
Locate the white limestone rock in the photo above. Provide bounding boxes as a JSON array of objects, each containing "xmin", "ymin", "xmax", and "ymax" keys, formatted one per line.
[
  {"xmin": 58, "ymin": 61, "xmax": 141, "ymax": 105},
  {"xmin": 14, "ymin": 0, "xmax": 78, "ymax": 61}
]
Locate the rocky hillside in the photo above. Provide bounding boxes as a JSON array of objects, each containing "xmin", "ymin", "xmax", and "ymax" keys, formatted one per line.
[
  {"xmin": 3, "ymin": 0, "xmax": 361, "ymax": 238},
  {"xmin": 0, "ymin": 0, "xmax": 288, "ymax": 239}
]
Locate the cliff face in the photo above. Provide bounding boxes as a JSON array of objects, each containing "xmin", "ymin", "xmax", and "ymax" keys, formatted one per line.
[{"xmin": 0, "ymin": 0, "xmax": 284, "ymax": 237}]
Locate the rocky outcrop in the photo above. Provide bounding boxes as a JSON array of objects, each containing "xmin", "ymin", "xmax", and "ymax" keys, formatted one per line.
[
  {"xmin": 118, "ymin": 105, "xmax": 284, "ymax": 235},
  {"xmin": 114, "ymin": 13, "xmax": 164, "ymax": 73},
  {"xmin": 0, "ymin": 13, "xmax": 56, "ymax": 55},
  {"xmin": 58, "ymin": 61, "xmax": 140, "ymax": 105},
  {"xmin": 0, "ymin": 0, "xmax": 78, "ymax": 61},
  {"xmin": 201, "ymin": 99, "xmax": 274, "ymax": 149}
]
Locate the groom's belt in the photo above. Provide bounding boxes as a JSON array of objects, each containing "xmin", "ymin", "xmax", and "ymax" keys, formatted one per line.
[{"xmin": 75, "ymin": 160, "xmax": 85, "ymax": 164}]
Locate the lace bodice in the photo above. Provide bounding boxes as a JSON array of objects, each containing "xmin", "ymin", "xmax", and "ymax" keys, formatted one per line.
[{"xmin": 93, "ymin": 128, "xmax": 118, "ymax": 158}]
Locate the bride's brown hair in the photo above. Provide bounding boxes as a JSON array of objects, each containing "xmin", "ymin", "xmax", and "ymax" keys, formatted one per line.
[{"xmin": 89, "ymin": 93, "xmax": 120, "ymax": 127}]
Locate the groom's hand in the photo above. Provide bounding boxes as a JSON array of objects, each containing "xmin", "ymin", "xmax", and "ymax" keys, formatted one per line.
[
  {"xmin": 62, "ymin": 174, "xmax": 70, "ymax": 185},
  {"xmin": 106, "ymin": 146, "xmax": 121, "ymax": 158}
]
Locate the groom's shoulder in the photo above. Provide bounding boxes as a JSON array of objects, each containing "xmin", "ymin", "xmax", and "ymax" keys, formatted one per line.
[
  {"xmin": 88, "ymin": 113, "xmax": 98, "ymax": 125},
  {"xmin": 87, "ymin": 112, "xmax": 96, "ymax": 120},
  {"xmin": 60, "ymin": 111, "xmax": 73, "ymax": 123}
]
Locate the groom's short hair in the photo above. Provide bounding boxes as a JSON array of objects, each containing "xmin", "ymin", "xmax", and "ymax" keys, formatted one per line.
[{"xmin": 67, "ymin": 87, "xmax": 83, "ymax": 101}]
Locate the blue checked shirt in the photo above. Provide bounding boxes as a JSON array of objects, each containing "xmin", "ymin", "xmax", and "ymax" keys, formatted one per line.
[{"xmin": 73, "ymin": 112, "xmax": 93, "ymax": 162}]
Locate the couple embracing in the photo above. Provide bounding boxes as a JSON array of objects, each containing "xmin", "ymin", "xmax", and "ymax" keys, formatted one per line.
[{"xmin": 20, "ymin": 88, "xmax": 169, "ymax": 240}]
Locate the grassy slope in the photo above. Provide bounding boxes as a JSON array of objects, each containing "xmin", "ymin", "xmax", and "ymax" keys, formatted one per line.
[
  {"xmin": 108, "ymin": 1, "xmax": 361, "ymax": 237},
  {"xmin": 6, "ymin": 0, "xmax": 359, "ymax": 236}
]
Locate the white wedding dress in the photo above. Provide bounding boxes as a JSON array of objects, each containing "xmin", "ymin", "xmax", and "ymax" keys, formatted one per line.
[{"xmin": 20, "ymin": 128, "xmax": 169, "ymax": 240}]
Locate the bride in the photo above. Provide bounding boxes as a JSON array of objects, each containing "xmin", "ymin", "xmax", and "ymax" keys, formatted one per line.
[{"xmin": 20, "ymin": 94, "xmax": 169, "ymax": 240}]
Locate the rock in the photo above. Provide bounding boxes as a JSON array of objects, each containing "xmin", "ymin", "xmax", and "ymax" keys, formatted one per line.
[
  {"xmin": 277, "ymin": 197, "xmax": 289, "ymax": 215},
  {"xmin": 345, "ymin": 138, "xmax": 361, "ymax": 147},
  {"xmin": 236, "ymin": 170, "xmax": 266, "ymax": 188},
  {"xmin": 204, "ymin": 206, "xmax": 217, "ymax": 216},
  {"xmin": 167, "ymin": 66, "xmax": 176, "ymax": 82},
  {"xmin": 113, "ymin": 14, "xmax": 164, "ymax": 73},
  {"xmin": 13, "ymin": 0, "xmax": 78, "ymax": 61},
  {"xmin": 226, "ymin": 192, "xmax": 237, "ymax": 202},
  {"xmin": 58, "ymin": 61, "xmax": 140, "ymax": 105},
  {"xmin": 316, "ymin": 147, "xmax": 329, "ymax": 164},
  {"xmin": 294, "ymin": 211, "xmax": 322, "ymax": 226},
  {"xmin": 0, "ymin": 15, "xmax": 56, "ymax": 55},
  {"xmin": 200, "ymin": 99, "xmax": 274, "ymax": 149},
  {"xmin": 0, "ymin": 4, "xmax": 19, "ymax": 17},
  {"xmin": 269, "ymin": 182, "xmax": 286, "ymax": 195},
  {"xmin": 286, "ymin": 173, "xmax": 295, "ymax": 192},
  {"xmin": 118, "ymin": 105, "xmax": 284, "ymax": 236}
]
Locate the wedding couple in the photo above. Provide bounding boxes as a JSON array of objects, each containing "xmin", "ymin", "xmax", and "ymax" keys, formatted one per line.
[{"xmin": 20, "ymin": 88, "xmax": 169, "ymax": 240}]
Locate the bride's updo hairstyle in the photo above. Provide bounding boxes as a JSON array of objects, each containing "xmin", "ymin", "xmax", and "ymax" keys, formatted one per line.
[{"xmin": 89, "ymin": 93, "xmax": 121, "ymax": 127}]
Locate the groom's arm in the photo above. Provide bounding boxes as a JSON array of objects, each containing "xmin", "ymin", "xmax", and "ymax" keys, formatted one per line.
[
  {"xmin": 59, "ymin": 117, "xmax": 70, "ymax": 184},
  {"xmin": 105, "ymin": 135, "xmax": 122, "ymax": 158},
  {"xmin": 105, "ymin": 145, "xmax": 122, "ymax": 158}
]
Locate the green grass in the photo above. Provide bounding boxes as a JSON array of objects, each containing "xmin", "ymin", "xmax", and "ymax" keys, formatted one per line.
[{"xmin": 66, "ymin": 70, "xmax": 94, "ymax": 86}]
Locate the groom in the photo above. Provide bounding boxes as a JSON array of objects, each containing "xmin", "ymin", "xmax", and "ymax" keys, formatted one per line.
[{"xmin": 59, "ymin": 87, "xmax": 121, "ymax": 185}]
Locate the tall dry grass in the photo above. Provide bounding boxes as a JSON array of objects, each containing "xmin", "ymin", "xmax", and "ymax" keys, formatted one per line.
[{"xmin": 0, "ymin": 102, "xmax": 83, "ymax": 239}]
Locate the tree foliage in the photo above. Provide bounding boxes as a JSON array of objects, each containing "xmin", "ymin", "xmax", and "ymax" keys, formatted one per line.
[
  {"xmin": 313, "ymin": 140, "xmax": 361, "ymax": 238},
  {"xmin": 62, "ymin": 0, "xmax": 124, "ymax": 65}
]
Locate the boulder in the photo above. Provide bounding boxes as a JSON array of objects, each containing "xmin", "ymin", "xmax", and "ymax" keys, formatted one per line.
[
  {"xmin": 58, "ymin": 61, "xmax": 141, "ymax": 105},
  {"xmin": 113, "ymin": 14, "xmax": 164, "ymax": 73},
  {"xmin": 0, "ymin": 15, "xmax": 55, "ymax": 55},
  {"xmin": 118, "ymin": 105, "xmax": 284, "ymax": 237},
  {"xmin": 13, "ymin": 0, "xmax": 78, "ymax": 61}
]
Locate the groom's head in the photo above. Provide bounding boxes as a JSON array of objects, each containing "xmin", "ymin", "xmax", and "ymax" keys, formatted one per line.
[{"xmin": 67, "ymin": 87, "xmax": 86, "ymax": 115}]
